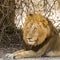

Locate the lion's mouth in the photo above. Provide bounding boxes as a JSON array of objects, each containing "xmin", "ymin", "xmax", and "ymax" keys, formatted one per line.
[{"xmin": 27, "ymin": 40, "xmax": 35, "ymax": 45}]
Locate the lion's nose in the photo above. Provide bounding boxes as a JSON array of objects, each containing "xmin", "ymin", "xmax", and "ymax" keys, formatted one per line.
[
  {"xmin": 27, "ymin": 37, "xmax": 32, "ymax": 41},
  {"xmin": 27, "ymin": 38, "xmax": 31, "ymax": 40}
]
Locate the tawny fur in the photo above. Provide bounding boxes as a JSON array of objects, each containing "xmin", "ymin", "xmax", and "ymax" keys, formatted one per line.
[{"xmin": 6, "ymin": 13, "xmax": 60, "ymax": 58}]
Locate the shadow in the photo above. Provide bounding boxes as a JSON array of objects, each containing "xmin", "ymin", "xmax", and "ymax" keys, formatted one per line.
[{"xmin": 0, "ymin": 0, "xmax": 25, "ymax": 58}]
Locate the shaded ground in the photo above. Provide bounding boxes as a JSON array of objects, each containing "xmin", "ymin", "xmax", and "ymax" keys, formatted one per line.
[{"xmin": 0, "ymin": 47, "xmax": 20, "ymax": 58}]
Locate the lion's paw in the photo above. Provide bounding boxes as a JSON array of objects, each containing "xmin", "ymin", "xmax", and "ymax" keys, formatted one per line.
[{"xmin": 4, "ymin": 53, "xmax": 15, "ymax": 60}]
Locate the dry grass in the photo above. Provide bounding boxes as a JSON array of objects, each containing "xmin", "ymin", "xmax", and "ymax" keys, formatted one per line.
[{"xmin": 0, "ymin": 0, "xmax": 25, "ymax": 49}]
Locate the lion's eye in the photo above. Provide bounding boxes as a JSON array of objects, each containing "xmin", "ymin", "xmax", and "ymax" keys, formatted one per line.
[
  {"xmin": 33, "ymin": 28, "xmax": 37, "ymax": 31},
  {"xmin": 34, "ymin": 28, "xmax": 36, "ymax": 30}
]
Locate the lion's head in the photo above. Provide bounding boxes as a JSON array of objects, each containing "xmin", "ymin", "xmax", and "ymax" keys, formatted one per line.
[{"xmin": 23, "ymin": 13, "xmax": 50, "ymax": 46}]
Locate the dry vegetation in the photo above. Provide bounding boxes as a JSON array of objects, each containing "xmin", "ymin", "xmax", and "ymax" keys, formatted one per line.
[{"xmin": 0, "ymin": 0, "xmax": 25, "ymax": 50}]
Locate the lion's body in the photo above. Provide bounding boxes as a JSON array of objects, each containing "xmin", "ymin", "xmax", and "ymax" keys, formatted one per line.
[{"xmin": 6, "ymin": 13, "xmax": 60, "ymax": 58}]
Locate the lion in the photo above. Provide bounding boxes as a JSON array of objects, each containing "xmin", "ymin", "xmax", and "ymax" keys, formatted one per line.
[{"xmin": 5, "ymin": 13, "xmax": 60, "ymax": 59}]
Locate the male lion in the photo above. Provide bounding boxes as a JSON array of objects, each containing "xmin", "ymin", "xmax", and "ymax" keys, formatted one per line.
[{"xmin": 6, "ymin": 13, "xmax": 60, "ymax": 59}]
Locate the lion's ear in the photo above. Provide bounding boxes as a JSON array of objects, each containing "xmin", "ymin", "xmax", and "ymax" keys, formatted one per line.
[{"xmin": 42, "ymin": 18, "xmax": 48, "ymax": 27}]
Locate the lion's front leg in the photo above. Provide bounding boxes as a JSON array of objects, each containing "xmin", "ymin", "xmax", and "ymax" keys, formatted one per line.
[
  {"xmin": 5, "ymin": 50, "xmax": 37, "ymax": 59},
  {"xmin": 46, "ymin": 51, "xmax": 60, "ymax": 56},
  {"xmin": 13, "ymin": 50, "xmax": 37, "ymax": 58}
]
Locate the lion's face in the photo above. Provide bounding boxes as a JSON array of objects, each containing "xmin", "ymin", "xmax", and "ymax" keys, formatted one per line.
[{"xmin": 23, "ymin": 14, "xmax": 50, "ymax": 46}]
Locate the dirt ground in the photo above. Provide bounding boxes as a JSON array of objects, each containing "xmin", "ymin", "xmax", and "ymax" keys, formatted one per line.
[
  {"xmin": 0, "ymin": 47, "xmax": 20, "ymax": 58},
  {"xmin": 1, "ymin": 57, "xmax": 60, "ymax": 60}
]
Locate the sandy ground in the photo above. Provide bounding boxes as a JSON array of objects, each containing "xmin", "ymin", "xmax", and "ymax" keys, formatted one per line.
[
  {"xmin": 0, "ymin": 57, "xmax": 60, "ymax": 60},
  {"xmin": 0, "ymin": 48, "xmax": 20, "ymax": 58},
  {"xmin": 0, "ymin": 48, "xmax": 60, "ymax": 60}
]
